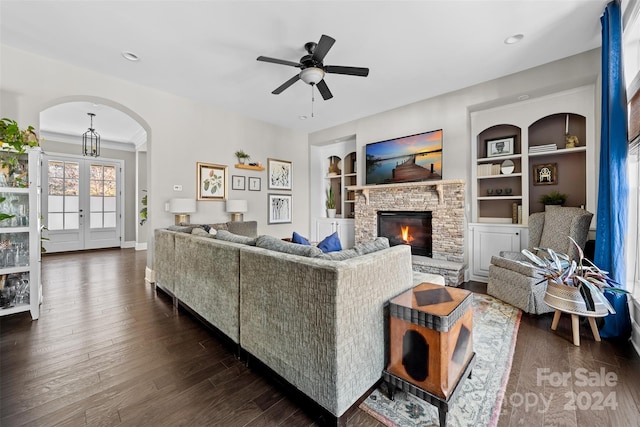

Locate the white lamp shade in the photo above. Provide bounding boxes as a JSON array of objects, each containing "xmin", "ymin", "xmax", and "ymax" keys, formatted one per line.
[
  {"xmin": 226, "ymin": 199, "xmax": 248, "ymax": 213},
  {"xmin": 169, "ymin": 198, "xmax": 197, "ymax": 214}
]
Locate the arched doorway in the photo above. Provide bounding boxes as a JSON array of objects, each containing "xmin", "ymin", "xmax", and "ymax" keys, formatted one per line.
[{"xmin": 39, "ymin": 99, "xmax": 149, "ymax": 252}]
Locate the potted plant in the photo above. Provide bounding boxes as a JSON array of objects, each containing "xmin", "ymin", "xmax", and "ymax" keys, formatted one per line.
[
  {"xmin": 234, "ymin": 149, "xmax": 250, "ymax": 165},
  {"xmin": 139, "ymin": 190, "xmax": 147, "ymax": 226},
  {"xmin": 0, "ymin": 118, "xmax": 40, "ymax": 188},
  {"xmin": 520, "ymin": 237, "xmax": 622, "ymax": 315},
  {"xmin": 539, "ymin": 190, "xmax": 567, "ymax": 206},
  {"xmin": 326, "ymin": 186, "xmax": 336, "ymax": 218}
]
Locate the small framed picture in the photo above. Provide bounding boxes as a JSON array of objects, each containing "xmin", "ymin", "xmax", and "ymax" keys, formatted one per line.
[
  {"xmin": 268, "ymin": 193, "xmax": 292, "ymax": 224},
  {"xmin": 197, "ymin": 162, "xmax": 227, "ymax": 201},
  {"xmin": 533, "ymin": 163, "xmax": 558, "ymax": 185},
  {"xmin": 231, "ymin": 175, "xmax": 246, "ymax": 190},
  {"xmin": 486, "ymin": 136, "xmax": 515, "ymax": 158},
  {"xmin": 248, "ymin": 176, "xmax": 261, "ymax": 191},
  {"xmin": 268, "ymin": 158, "xmax": 292, "ymax": 190}
]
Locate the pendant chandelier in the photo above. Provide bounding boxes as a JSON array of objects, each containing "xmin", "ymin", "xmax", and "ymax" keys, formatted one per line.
[{"xmin": 82, "ymin": 112, "xmax": 100, "ymax": 157}]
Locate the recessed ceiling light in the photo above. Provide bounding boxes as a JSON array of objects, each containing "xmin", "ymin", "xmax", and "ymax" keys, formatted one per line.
[
  {"xmin": 504, "ymin": 34, "xmax": 524, "ymax": 45},
  {"xmin": 299, "ymin": 115, "xmax": 308, "ymax": 120},
  {"xmin": 121, "ymin": 51, "xmax": 140, "ymax": 62},
  {"xmin": 517, "ymin": 94, "xmax": 530, "ymax": 101}
]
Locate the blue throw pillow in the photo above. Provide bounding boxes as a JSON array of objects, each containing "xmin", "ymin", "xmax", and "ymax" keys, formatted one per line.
[
  {"xmin": 292, "ymin": 231, "xmax": 310, "ymax": 245},
  {"xmin": 318, "ymin": 232, "xmax": 342, "ymax": 253}
]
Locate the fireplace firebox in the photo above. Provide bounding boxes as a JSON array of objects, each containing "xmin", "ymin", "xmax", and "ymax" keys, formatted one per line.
[{"xmin": 377, "ymin": 211, "xmax": 432, "ymax": 257}]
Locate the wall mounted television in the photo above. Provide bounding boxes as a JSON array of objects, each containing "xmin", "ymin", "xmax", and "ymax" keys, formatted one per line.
[{"xmin": 365, "ymin": 129, "xmax": 443, "ymax": 185}]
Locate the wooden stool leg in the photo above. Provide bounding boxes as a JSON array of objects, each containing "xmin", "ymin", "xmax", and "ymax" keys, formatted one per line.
[
  {"xmin": 571, "ymin": 314, "xmax": 580, "ymax": 346},
  {"xmin": 551, "ymin": 310, "xmax": 562, "ymax": 330},
  {"xmin": 588, "ymin": 317, "xmax": 601, "ymax": 342}
]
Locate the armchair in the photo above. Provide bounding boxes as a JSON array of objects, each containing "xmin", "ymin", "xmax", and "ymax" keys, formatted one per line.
[{"xmin": 487, "ymin": 207, "xmax": 593, "ymax": 314}]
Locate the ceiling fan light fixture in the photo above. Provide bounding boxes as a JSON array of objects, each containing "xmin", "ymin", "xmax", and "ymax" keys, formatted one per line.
[{"xmin": 300, "ymin": 67, "xmax": 325, "ymax": 85}]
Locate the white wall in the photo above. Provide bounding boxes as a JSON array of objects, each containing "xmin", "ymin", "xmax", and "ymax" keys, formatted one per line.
[{"xmin": 0, "ymin": 45, "xmax": 309, "ymax": 267}]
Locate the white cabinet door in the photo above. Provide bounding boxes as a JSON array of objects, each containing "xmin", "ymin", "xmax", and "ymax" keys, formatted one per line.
[
  {"xmin": 470, "ymin": 224, "xmax": 523, "ymax": 280},
  {"xmin": 315, "ymin": 218, "xmax": 355, "ymax": 249}
]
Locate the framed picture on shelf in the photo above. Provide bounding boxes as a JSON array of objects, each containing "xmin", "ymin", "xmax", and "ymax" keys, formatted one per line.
[
  {"xmin": 231, "ymin": 175, "xmax": 246, "ymax": 190},
  {"xmin": 486, "ymin": 136, "xmax": 515, "ymax": 158},
  {"xmin": 197, "ymin": 162, "xmax": 228, "ymax": 200},
  {"xmin": 248, "ymin": 176, "xmax": 261, "ymax": 191},
  {"xmin": 533, "ymin": 163, "xmax": 557, "ymax": 185},
  {"xmin": 268, "ymin": 193, "xmax": 292, "ymax": 224},
  {"xmin": 268, "ymin": 158, "xmax": 292, "ymax": 190}
]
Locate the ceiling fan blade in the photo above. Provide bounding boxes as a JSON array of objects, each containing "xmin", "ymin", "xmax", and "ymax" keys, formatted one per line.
[
  {"xmin": 324, "ymin": 65, "xmax": 369, "ymax": 77},
  {"xmin": 272, "ymin": 74, "xmax": 300, "ymax": 94},
  {"xmin": 311, "ymin": 35, "xmax": 335, "ymax": 63},
  {"xmin": 257, "ymin": 56, "xmax": 301, "ymax": 68},
  {"xmin": 316, "ymin": 79, "xmax": 333, "ymax": 100}
]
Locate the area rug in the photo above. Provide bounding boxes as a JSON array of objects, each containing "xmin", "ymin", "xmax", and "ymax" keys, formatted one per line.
[{"xmin": 360, "ymin": 293, "xmax": 521, "ymax": 427}]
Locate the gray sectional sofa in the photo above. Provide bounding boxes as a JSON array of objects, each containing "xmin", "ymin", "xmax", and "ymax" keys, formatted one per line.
[{"xmin": 153, "ymin": 223, "xmax": 444, "ymax": 422}]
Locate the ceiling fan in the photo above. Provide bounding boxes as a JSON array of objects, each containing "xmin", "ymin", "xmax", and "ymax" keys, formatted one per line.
[{"xmin": 257, "ymin": 34, "xmax": 369, "ymax": 100}]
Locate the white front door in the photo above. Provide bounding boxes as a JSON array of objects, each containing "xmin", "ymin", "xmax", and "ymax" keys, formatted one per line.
[{"xmin": 42, "ymin": 155, "xmax": 122, "ymax": 253}]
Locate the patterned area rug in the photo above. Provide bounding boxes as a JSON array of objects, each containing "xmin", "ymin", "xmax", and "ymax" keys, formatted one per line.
[{"xmin": 360, "ymin": 293, "xmax": 521, "ymax": 427}]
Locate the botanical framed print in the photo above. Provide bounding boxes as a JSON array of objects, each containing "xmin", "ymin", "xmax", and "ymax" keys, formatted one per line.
[
  {"xmin": 268, "ymin": 193, "xmax": 292, "ymax": 224},
  {"xmin": 197, "ymin": 162, "xmax": 228, "ymax": 200},
  {"xmin": 486, "ymin": 136, "xmax": 515, "ymax": 158},
  {"xmin": 268, "ymin": 158, "xmax": 292, "ymax": 190},
  {"xmin": 248, "ymin": 176, "xmax": 261, "ymax": 191},
  {"xmin": 533, "ymin": 163, "xmax": 557, "ymax": 185},
  {"xmin": 231, "ymin": 175, "xmax": 246, "ymax": 190}
]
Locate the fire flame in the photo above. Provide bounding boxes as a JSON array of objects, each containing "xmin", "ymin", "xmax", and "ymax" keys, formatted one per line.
[{"xmin": 400, "ymin": 226, "xmax": 414, "ymax": 243}]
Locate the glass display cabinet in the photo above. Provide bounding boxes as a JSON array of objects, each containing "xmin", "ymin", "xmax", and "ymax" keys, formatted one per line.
[{"xmin": 0, "ymin": 147, "xmax": 42, "ymax": 320}]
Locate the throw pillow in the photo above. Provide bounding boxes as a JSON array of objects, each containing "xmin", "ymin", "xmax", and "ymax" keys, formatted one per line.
[
  {"xmin": 291, "ymin": 231, "xmax": 311, "ymax": 245},
  {"xmin": 256, "ymin": 235, "xmax": 323, "ymax": 257},
  {"xmin": 354, "ymin": 237, "xmax": 390, "ymax": 255},
  {"xmin": 191, "ymin": 227, "xmax": 214, "ymax": 238},
  {"xmin": 317, "ymin": 248, "xmax": 358, "ymax": 260},
  {"xmin": 317, "ymin": 232, "xmax": 342, "ymax": 253},
  {"xmin": 215, "ymin": 229, "xmax": 257, "ymax": 246},
  {"xmin": 167, "ymin": 225, "xmax": 196, "ymax": 233}
]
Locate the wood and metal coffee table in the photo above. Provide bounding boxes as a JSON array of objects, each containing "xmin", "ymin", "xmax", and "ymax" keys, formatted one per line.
[{"xmin": 383, "ymin": 282, "xmax": 476, "ymax": 427}]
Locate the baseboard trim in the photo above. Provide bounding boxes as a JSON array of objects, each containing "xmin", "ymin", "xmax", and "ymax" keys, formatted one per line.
[
  {"xmin": 121, "ymin": 240, "xmax": 136, "ymax": 248},
  {"xmin": 145, "ymin": 266, "xmax": 155, "ymax": 284},
  {"xmin": 135, "ymin": 242, "xmax": 147, "ymax": 251}
]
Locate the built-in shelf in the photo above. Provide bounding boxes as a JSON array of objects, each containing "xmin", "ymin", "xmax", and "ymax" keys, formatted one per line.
[
  {"xmin": 347, "ymin": 179, "xmax": 465, "ymax": 205},
  {"xmin": 477, "ymin": 173, "xmax": 523, "ymax": 180},
  {"xmin": 235, "ymin": 164, "xmax": 265, "ymax": 171},
  {"xmin": 477, "ymin": 154, "xmax": 521, "ymax": 163},
  {"xmin": 477, "ymin": 196, "xmax": 523, "ymax": 201}
]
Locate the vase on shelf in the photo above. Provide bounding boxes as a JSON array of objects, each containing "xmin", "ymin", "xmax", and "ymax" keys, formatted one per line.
[{"xmin": 327, "ymin": 209, "xmax": 336, "ymax": 218}]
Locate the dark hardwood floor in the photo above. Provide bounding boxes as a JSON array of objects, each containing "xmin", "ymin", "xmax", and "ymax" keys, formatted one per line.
[{"xmin": 1, "ymin": 249, "xmax": 638, "ymax": 426}]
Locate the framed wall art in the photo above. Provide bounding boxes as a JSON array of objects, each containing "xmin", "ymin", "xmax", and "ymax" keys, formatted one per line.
[
  {"xmin": 486, "ymin": 136, "xmax": 515, "ymax": 158},
  {"xmin": 268, "ymin": 193, "xmax": 292, "ymax": 224},
  {"xmin": 268, "ymin": 158, "xmax": 292, "ymax": 190},
  {"xmin": 533, "ymin": 163, "xmax": 557, "ymax": 185},
  {"xmin": 248, "ymin": 176, "xmax": 261, "ymax": 191},
  {"xmin": 231, "ymin": 175, "xmax": 246, "ymax": 190},
  {"xmin": 197, "ymin": 162, "xmax": 228, "ymax": 200}
]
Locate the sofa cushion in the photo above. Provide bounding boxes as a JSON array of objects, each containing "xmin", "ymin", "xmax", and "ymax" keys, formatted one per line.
[
  {"xmin": 256, "ymin": 235, "xmax": 323, "ymax": 257},
  {"xmin": 317, "ymin": 248, "xmax": 359, "ymax": 261},
  {"xmin": 318, "ymin": 232, "xmax": 342, "ymax": 253},
  {"xmin": 354, "ymin": 237, "xmax": 390, "ymax": 255},
  {"xmin": 216, "ymin": 230, "xmax": 257, "ymax": 246},
  {"xmin": 291, "ymin": 231, "xmax": 311, "ymax": 245},
  {"xmin": 167, "ymin": 225, "xmax": 196, "ymax": 233}
]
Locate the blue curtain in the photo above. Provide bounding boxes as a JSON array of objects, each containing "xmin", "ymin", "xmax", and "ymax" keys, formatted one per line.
[{"xmin": 595, "ymin": 0, "xmax": 628, "ymax": 288}]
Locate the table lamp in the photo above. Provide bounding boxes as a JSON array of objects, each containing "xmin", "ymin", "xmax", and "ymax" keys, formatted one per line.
[
  {"xmin": 169, "ymin": 198, "xmax": 196, "ymax": 225},
  {"xmin": 226, "ymin": 199, "xmax": 248, "ymax": 222}
]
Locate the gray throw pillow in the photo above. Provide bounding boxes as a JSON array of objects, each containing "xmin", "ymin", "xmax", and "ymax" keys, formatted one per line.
[
  {"xmin": 256, "ymin": 235, "xmax": 323, "ymax": 257},
  {"xmin": 167, "ymin": 225, "xmax": 196, "ymax": 233},
  {"xmin": 354, "ymin": 237, "xmax": 390, "ymax": 255},
  {"xmin": 216, "ymin": 229, "xmax": 257, "ymax": 246},
  {"xmin": 317, "ymin": 249, "xmax": 359, "ymax": 261},
  {"xmin": 191, "ymin": 227, "xmax": 215, "ymax": 238}
]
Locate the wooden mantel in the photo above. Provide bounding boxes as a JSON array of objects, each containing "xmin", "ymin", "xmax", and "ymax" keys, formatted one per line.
[{"xmin": 346, "ymin": 179, "xmax": 465, "ymax": 205}]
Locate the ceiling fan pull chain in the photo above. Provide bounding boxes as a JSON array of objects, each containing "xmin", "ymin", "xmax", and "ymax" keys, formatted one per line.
[{"xmin": 311, "ymin": 84, "xmax": 315, "ymax": 118}]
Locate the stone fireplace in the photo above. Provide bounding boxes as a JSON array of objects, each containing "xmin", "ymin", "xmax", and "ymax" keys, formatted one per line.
[{"xmin": 352, "ymin": 180, "xmax": 465, "ymax": 286}]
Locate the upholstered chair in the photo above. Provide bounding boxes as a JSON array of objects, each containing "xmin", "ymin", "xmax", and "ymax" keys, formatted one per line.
[{"xmin": 487, "ymin": 207, "xmax": 593, "ymax": 314}]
